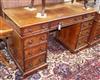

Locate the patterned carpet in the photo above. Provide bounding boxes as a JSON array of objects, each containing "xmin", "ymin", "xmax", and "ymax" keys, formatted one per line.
[{"xmin": 0, "ymin": 36, "xmax": 100, "ymax": 80}]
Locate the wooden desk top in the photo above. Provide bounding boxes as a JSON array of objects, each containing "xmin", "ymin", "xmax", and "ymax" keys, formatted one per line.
[
  {"xmin": 3, "ymin": 2, "xmax": 96, "ymax": 28},
  {"xmin": 0, "ymin": 17, "xmax": 13, "ymax": 38}
]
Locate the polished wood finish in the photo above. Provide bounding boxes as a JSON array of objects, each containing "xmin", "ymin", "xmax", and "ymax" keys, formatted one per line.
[
  {"xmin": 57, "ymin": 23, "xmax": 81, "ymax": 51},
  {"xmin": 56, "ymin": 20, "xmax": 93, "ymax": 52},
  {"xmin": 23, "ymin": 32, "xmax": 48, "ymax": 49},
  {"xmin": 3, "ymin": 3, "xmax": 96, "ymax": 28},
  {"xmin": 3, "ymin": 2, "xmax": 97, "ymax": 78}
]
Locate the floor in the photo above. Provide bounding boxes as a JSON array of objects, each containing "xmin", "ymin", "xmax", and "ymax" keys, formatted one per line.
[
  {"xmin": 0, "ymin": 1, "xmax": 100, "ymax": 80},
  {"xmin": 0, "ymin": 36, "xmax": 100, "ymax": 80}
]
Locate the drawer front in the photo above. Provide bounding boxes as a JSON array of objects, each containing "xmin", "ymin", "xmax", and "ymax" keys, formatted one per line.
[
  {"xmin": 25, "ymin": 43, "xmax": 47, "ymax": 59},
  {"xmin": 94, "ymin": 35, "xmax": 100, "ymax": 40},
  {"xmin": 50, "ymin": 16, "xmax": 82, "ymax": 30},
  {"xmin": 79, "ymin": 28, "xmax": 91, "ymax": 37},
  {"xmin": 82, "ymin": 13, "xmax": 95, "ymax": 20},
  {"xmin": 21, "ymin": 23, "xmax": 48, "ymax": 36},
  {"xmin": 60, "ymin": 16, "xmax": 82, "ymax": 27},
  {"xmin": 25, "ymin": 54, "xmax": 46, "ymax": 72},
  {"xmin": 81, "ymin": 20, "xmax": 93, "ymax": 31},
  {"xmin": 50, "ymin": 21, "xmax": 59, "ymax": 30},
  {"xmin": 24, "ymin": 33, "xmax": 48, "ymax": 48},
  {"xmin": 77, "ymin": 37, "xmax": 88, "ymax": 48}
]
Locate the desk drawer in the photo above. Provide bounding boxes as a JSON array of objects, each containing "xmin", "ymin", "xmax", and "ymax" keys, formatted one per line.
[
  {"xmin": 77, "ymin": 36, "xmax": 88, "ymax": 48},
  {"xmin": 25, "ymin": 53, "xmax": 46, "ymax": 72},
  {"xmin": 81, "ymin": 20, "xmax": 93, "ymax": 31},
  {"xmin": 94, "ymin": 35, "xmax": 100, "ymax": 40},
  {"xmin": 24, "ymin": 43, "xmax": 47, "ymax": 59},
  {"xmin": 21, "ymin": 23, "xmax": 48, "ymax": 36},
  {"xmin": 82, "ymin": 13, "xmax": 95, "ymax": 20},
  {"xmin": 79, "ymin": 28, "xmax": 91, "ymax": 37},
  {"xmin": 24, "ymin": 32, "xmax": 48, "ymax": 48},
  {"xmin": 60, "ymin": 16, "xmax": 82, "ymax": 26},
  {"xmin": 50, "ymin": 21, "xmax": 59, "ymax": 29}
]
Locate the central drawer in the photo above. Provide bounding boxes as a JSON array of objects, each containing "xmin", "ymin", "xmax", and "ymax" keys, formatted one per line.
[
  {"xmin": 82, "ymin": 13, "xmax": 95, "ymax": 20},
  {"xmin": 24, "ymin": 53, "xmax": 46, "ymax": 72},
  {"xmin": 24, "ymin": 43, "xmax": 47, "ymax": 59},
  {"xmin": 23, "ymin": 32, "xmax": 48, "ymax": 49},
  {"xmin": 60, "ymin": 16, "xmax": 82, "ymax": 27}
]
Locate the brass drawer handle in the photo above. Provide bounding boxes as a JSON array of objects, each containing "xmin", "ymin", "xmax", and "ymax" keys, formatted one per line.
[
  {"xmin": 82, "ymin": 15, "xmax": 88, "ymax": 19},
  {"xmin": 28, "ymin": 40, "xmax": 33, "ymax": 45},
  {"xmin": 40, "ymin": 47, "xmax": 45, "ymax": 52},
  {"xmin": 23, "ymin": 29, "xmax": 28, "ymax": 33},
  {"xmin": 29, "ymin": 63, "xmax": 33, "ymax": 68},
  {"xmin": 74, "ymin": 18, "xmax": 78, "ymax": 21},
  {"xmin": 28, "ymin": 28, "xmax": 33, "ymax": 32},
  {"xmin": 41, "ymin": 23, "xmax": 48, "ymax": 29},
  {"xmin": 41, "ymin": 25, "xmax": 46, "ymax": 29},
  {"xmin": 40, "ymin": 35, "xmax": 46, "ymax": 41},
  {"xmin": 84, "ymin": 15, "xmax": 88, "ymax": 18},
  {"xmin": 39, "ymin": 57, "xmax": 44, "ymax": 62},
  {"xmin": 89, "ymin": 22, "xmax": 92, "ymax": 25},
  {"xmin": 29, "ymin": 51, "xmax": 33, "ymax": 56}
]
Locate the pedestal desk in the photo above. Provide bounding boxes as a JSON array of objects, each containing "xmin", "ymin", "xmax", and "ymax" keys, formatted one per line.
[{"xmin": 3, "ymin": 2, "xmax": 98, "ymax": 78}]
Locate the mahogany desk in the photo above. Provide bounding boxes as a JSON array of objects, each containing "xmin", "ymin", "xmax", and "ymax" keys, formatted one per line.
[{"xmin": 3, "ymin": 2, "xmax": 98, "ymax": 78}]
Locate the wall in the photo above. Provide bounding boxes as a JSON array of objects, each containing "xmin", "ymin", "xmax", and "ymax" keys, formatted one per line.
[{"xmin": 1, "ymin": 0, "xmax": 64, "ymax": 8}]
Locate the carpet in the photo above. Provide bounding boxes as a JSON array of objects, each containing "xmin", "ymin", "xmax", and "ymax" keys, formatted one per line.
[{"xmin": 0, "ymin": 36, "xmax": 100, "ymax": 80}]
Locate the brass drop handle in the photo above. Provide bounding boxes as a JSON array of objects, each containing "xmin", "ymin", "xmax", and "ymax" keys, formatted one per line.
[
  {"xmin": 28, "ymin": 28, "xmax": 33, "ymax": 32},
  {"xmin": 23, "ymin": 29, "xmax": 28, "ymax": 33},
  {"xmin": 40, "ymin": 35, "xmax": 45, "ymax": 41},
  {"xmin": 41, "ymin": 25, "xmax": 46, "ymax": 29},
  {"xmin": 29, "ymin": 50, "xmax": 33, "ymax": 56},
  {"xmin": 74, "ymin": 18, "xmax": 78, "ymax": 21},
  {"xmin": 28, "ymin": 39, "xmax": 33, "ymax": 45},
  {"xmin": 29, "ymin": 63, "xmax": 33, "ymax": 68},
  {"xmin": 40, "ymin": 47, "xmax": 45, "ymax": 52},
  {"xmin": 39, "ymin": 57, "xmax": 43, "ymax": 62},
  {"xmin": 82, "ymin": 15, "xmax": 88, "ymax": 19},
  {"xmin": 84, "ymin": 15, "xmax": 88, "ymax": 18},
  {"xmin": 89, "ymin": 22, "xmax": 92, "ymax": 25}
]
